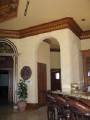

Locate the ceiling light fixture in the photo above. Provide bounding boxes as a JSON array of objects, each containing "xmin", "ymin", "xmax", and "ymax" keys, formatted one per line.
[{"xmin": 24, "ymin": 0, "xmax": 30, "ymax": 16}]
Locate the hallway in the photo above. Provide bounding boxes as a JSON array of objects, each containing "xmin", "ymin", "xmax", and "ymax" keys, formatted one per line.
[{"xmin": 0, "ymin": 106, "xmax": 47, "ymax": 120}]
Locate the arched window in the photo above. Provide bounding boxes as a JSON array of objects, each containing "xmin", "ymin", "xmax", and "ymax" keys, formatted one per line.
[{"xmin": 0, "ymin": 42, "xmax": 14, "ymax": 53}]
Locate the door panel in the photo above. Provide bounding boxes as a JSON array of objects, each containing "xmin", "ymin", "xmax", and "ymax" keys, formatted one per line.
[
  {"xmin": 0, "ymin": 70, "xmax": 13, "ymax": 104},
  {"xmin": 38, "ymin": 63, "xmax": 47, "ymax": 106},
  {"xmin": 0, "ymin": 70, "xmax": 9, "ymax": 104},
  {"xmin": 8, "ymin": 70, "xmax": 13, "ymax": 103}
]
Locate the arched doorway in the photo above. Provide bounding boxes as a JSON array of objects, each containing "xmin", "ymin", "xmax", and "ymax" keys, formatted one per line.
[
  {"xmin": 0, "ymin": 39, "xmax": 18, "ymax": 105},
  {"xmin": 44, "ymin": 38, "xmax": 61, "ymax": 91},
  {"xmin": 37, "ymin": 37, "xmax": 61, "ymax": 106}
]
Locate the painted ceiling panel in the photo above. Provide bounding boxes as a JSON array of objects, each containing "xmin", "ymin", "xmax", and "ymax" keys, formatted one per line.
[{"xmin": 0, "ymin": 0, "xmax": 89, "ymax": 31}]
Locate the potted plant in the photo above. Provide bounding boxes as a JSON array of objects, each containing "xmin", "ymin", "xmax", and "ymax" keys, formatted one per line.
[{"xmin": 17, "ymin": 79, "xmax": 28, "ymax": 112}]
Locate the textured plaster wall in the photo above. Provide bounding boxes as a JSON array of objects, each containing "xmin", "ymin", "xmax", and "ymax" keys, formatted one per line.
[
  {"xmin": 37, "ymin": 42, "xmax": 51, "ymax": 90},
  {"xmin": 9, "ymin": 28, "xmax": 81, "ymax": 103},
  {"xmin": 81, "ymin": 39, "xmax": 90, "ymax": 50},
  {"xmin": 50, "ymin": 52, "xmax": 60, "ymax": 69}
]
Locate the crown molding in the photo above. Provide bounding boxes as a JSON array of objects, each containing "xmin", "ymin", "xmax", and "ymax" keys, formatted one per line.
[
  {"xmin": 80, "ymin": 31, "xmax": 90, "ymax": 39},
  {"xmin": 0, "ymin": 17, "xmax": 90, "ymax": 40},
  {"xmin": 19, "ymin": 17, "xmax": 82, "ymax": 38},
  {"xmin": 0, "ymin": 29, "xmax": 20, "ymax": 38}
]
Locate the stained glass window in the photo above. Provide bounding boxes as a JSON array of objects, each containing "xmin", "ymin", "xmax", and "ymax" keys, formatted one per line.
[{"xmin": 0, "ymin": 42, "xmax": 14, "ymax": 53}]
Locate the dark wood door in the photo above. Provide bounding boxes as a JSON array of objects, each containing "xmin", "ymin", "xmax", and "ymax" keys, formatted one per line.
[
  {"xmin": 0, "ymin": 56, "xmax": 13, "ymax": 104},
  {"xmin": 8, "ymin": 70, "xmax": 13, "ymax": 103},
  {"xmin": 51, "ymin": 69, "xmax": 61, "ymax": 91},
  {"xmin": 38, "ymin": 63, "xmax": 47, "ymax": 106},
  {"xmin": 82, "ymin": 50, "xmax": 90, "ymax": 91},
  {"xmin": 0, "ymin": 70, "xmax": 9, "ymax": 104}
]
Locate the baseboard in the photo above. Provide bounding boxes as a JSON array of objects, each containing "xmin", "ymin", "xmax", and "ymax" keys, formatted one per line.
[{"xmin": 26, "ymin": 103, "xmax": 39, "ymax": 110}]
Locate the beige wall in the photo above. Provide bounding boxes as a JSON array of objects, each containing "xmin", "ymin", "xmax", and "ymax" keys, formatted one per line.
[
  {"xmin": 50, "ymin": 52, "xmax": 60, "ymax": 69},
  {"xmin": 81, "ymin": 39, "xmax": 90, "ymax": 50},
  {"xmin": 66, "ymin": 30, "xmax": 82, "ymax": 85},
  {"xmin": 37, "ymin": 42, "xmax": 51, "ymax": 90},
  {"xmin": 59, "ymin": 29, "xmax": 81, "ymax": 92},
  {"xmin": 8, "ymin": 28, "xmax": 82, "ymax": 103}
]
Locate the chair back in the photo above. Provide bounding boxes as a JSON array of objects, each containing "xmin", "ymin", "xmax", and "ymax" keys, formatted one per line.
[{"xmin": 68, "ymin": 97, "xmax": 90, "ymax": 120}]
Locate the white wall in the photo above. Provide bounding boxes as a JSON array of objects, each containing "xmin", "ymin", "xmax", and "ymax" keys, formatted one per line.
[
  {"xmin": 37, "ymin": 42, "xmax": 51, "ymax": 90},
  {"xmin": 50, "ymin": 52, "xmax": 60, "ymax": 69},
  {"xmin": 81, "ymin": 39, "xmax": 90, "ymax": 50},
  {"xmin": 58, "ymin": 29, "xmax": 81, "ymax": 92},
  {"xmin": 8, "ymin": 28, "xmax": 81, "ymax": 103},
  {"xmin": 67, "ymin": 30, "xmax": 82, "ymax": 85}
]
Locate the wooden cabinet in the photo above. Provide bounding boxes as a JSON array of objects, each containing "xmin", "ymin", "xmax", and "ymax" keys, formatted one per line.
[{"xmin": 82, "ymin": 50, "xmax": 90, "ymax": 91}]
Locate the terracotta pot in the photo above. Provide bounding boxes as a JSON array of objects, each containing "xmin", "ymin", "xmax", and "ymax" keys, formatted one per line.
[{"xmin": 17, "ymin": 101, "xmax": 27, "ymax": 112}]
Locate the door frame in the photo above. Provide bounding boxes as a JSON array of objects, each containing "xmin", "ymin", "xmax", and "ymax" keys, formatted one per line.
[
  {"xmin": 82, "ymin": 50, "xmax": 90, "ymax": 91},
  {"xmin": 0, "ymin": 39, "xmax": 18, "ymax": 104}
]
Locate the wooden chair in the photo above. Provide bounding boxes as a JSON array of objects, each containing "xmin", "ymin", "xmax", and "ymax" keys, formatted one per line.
[
  {"xmin": 56, "ymin": 95, "xmax": 70, "ymax": 120},
  {"xmin": 47, "ymin": 93, "xmax": 57, "ymax": 120},
  {"xmin": 47, "ymin": 92, "xmax": 71, "ymax": 120},
  {"xmin": 68, "ymin": 97, "xmax": 90, "ymax": 120}
]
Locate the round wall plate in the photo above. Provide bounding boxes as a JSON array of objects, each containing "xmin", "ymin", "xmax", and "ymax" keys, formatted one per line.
[{"xmin": 20, "ymin": 66, "xmax": 32, "ymax": 80}]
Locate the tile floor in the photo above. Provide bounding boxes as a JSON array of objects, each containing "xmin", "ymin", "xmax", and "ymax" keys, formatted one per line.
[{"xmin": 0, "ymin": 105, "xmax": 47, "ymax": 120}]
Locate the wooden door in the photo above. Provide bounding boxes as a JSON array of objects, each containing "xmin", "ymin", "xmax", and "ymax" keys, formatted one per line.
[
  {"xmin": 51, "ymin": 69, "xmax": 61, "ymax": 91},
  {"xmin": 8, "ymin": 70, "xmax": 13, "ymax": 103},
  {"xmin": 82, "ymin": 50, "xmax": 90, "ymax": 91},
  {"xmin": 0, "ymin": 70, "xmax": 9, "ymax": 104},
  {"xmin": 38, "ymin": 63, "xmax": 47, "ymax": 106}
]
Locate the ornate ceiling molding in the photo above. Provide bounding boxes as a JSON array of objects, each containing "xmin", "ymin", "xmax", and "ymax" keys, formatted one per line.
[
  {"xmin": 19, "ymin": 17, "xmax": 82, "ymax": 38},
  {"xmin": 80, "ymin": 31, "xmax": 90, "ymax": 39},
  {"xmin": 0, "ymin": 0, "xmax": 19, "ymax": 23},
  {"xmin": 0, "ymin": 17, "xmax": 90, "ymax": 40},
  {"xmin": 0, "ymin": 29, "xmax": 20, "ymax": 38}
]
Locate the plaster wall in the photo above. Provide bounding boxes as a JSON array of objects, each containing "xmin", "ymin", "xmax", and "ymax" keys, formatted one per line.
[
  {"xmin": 67, "ymin": 30, "xmax": 82, "ymax": 85},
  {"xmin": 8, "ymin": 28, "xmax": 81, "ymax": 103},
  {"xmin": 50, "ymin": 52, "xmax": 60, "ymax": 69},
  {"xmin": 81, "ymin": 39, "xmax": 90, "ymax": 50},
  {"xmin": 37, "ymin": 42, "xmax": 50, "ymax": 90}
]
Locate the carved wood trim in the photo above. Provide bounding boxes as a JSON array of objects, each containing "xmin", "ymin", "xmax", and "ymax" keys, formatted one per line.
[
  {"xmin": 80, "ymin": 31, "xmax": 90, "ymax": 39},
  {"xmin": 19, "ymin": 17, "xmax": 82, "ymax": 38},
  {"xmin": 0, "ymin": 29, "xmax": 20, "ymax": 38},
  {"xmin": 50, "ymin": 48, "xmax": 60, "ymax": 52},
  {"xmin": 0, "ymin": 17, "xmax": 90, "ymax": 39}
]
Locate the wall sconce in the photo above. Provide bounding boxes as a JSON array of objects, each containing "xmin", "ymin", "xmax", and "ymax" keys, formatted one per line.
[{"xmin": 71, "ymin": 82, "xmax": 79, "ymax": 94}]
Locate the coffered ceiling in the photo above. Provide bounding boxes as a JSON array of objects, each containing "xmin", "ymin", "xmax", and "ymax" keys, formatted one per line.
[{"xmin": 0, "ymin": 0, "xmax": 89, "ymax": 31}]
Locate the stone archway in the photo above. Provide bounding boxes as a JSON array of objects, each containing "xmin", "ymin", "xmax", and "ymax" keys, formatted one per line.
[{"xmin": 0, "ymin": 39, "xmax": 18, "ymax": 104}]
